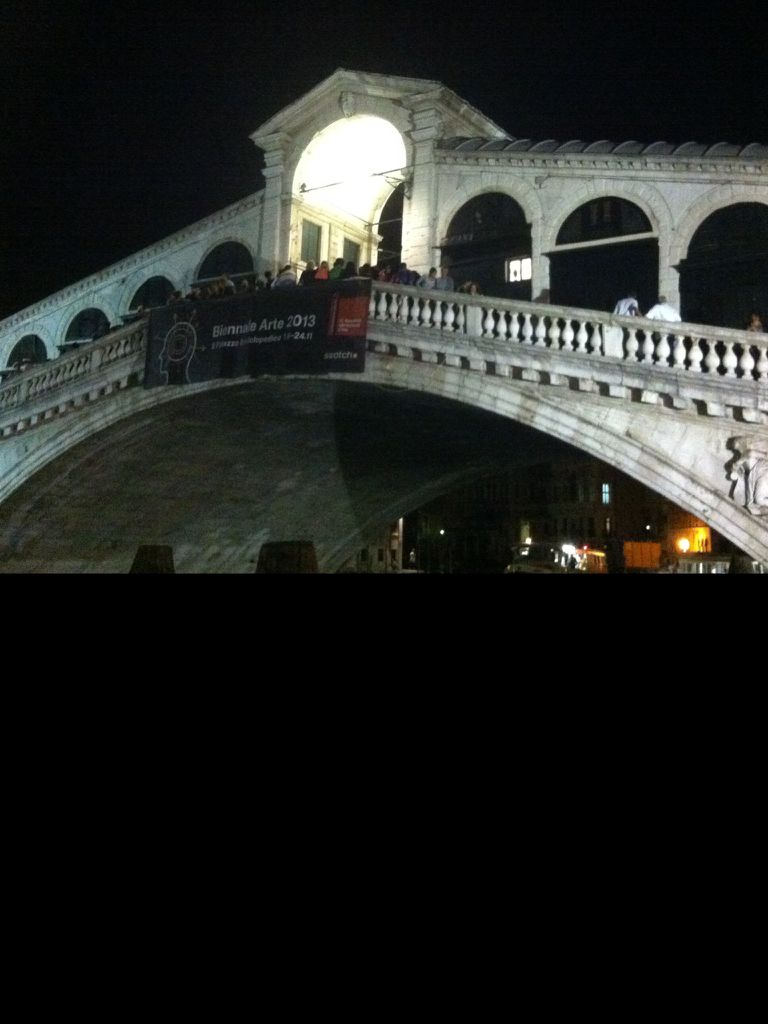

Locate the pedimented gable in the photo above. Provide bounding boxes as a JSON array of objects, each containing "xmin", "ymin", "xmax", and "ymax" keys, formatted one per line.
[{"xmin": 250, "ymin": 68, "xmax": 509, "ymax": 158}]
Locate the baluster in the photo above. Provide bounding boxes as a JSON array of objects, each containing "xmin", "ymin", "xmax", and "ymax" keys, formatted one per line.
[
  {"xmin": 575, "ymin": 321, "xmax": 588, "ymax": 353},
  {"xmin": 655, "ymin": 332, "xmax": 671, "ymax": 367},
  {"xmin": 754, "ymin": 344, "xmax": 768, "ymax": 381},
  {"xmin": 419, "ymin": 296, "xmax": 431, "ymax": 328},
  {"xmin": 483, "ymin": 307, "xmax": 495, "ymax": 339},
  {"xmin": 722, "ymin": 340, "xmax": 738, "ymax": 377},
  {"xmin": 443, "ymin": 303, "xmax": 455, "ymax": 332},
  {"xmin": 455, "ymin": 305, "xmax": 465, "ymax": 334},
  {"xmin": 688, "ymin": 337, "xmax": 704, "ymax": 372},
  {"xmin": 376, "ymin": 290, "xmax": 388, "ymax": 321},
  {"xmin": 508, "ymin": 312, "xmax": 520, "ymax": 345},
  {"xmin": 369, "ymin": 292, "xmax": 377, "ymax": 321},
  {"xmin": 522, "ymin": 313, "xmax": 534, "ymax": 345},
  {"xmin": 562, "ymin": 319, "xmax": 575, "ymax": 352},
  {"xmin": 589, "ymin": 323, "xmax": 604, "ymax": 355},
  {"xmin": 704, "ymin": 339, "xmax": 720, "ymax": 374},
  {"xmin": 738, "ymin": 344, "xmax": 755, "ymax": 379},
  {"xmin": 534, "ymin": 316, "xmax": 547, "ymax": 347},
  {"xmin": 496, "ymin": 311, "xmax": 508, "ymax": 342},
  {"xmin": 672, "ymin": 334, "xmax": 687, "ymax": 369},
  {"xmin": 548, "ymin": 318, "xmax": 562, "ymax": 350},
  {"xmin": 641, "ymin": 331, "xmax": 655, "ymax": 363},
  {"xmin": 625, "ymin": 329, "xmax": 640, "ymax": 362}
]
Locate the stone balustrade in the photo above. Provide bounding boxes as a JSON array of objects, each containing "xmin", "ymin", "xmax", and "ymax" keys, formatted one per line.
[
  {"xmin": 1, "ymin": 286, "xmax": 766, "ymax": 441},
  {"xmin": 369, "ymin": 283, "xmax": 768, "ymax": 382},
  {"xmin": 0, "ymin": 319, "xmax": 147, "ymax": 435}
]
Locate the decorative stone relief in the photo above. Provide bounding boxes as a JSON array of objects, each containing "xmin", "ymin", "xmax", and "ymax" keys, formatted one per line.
[
  {"xmin": 340, "ymin": 92, "xmax": 357, "ymax": 118},
  {"xmin": 729, "ymin": 436, "xmax": 768, "ymax": 516}
]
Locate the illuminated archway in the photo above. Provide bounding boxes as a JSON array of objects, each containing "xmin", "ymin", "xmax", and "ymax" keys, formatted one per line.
[
  {"xmin": 291, "ymin": 115, "xmax": 408, "ymax": 271},
  {"xmin": 678, "ymin": 202, "xmax": 768, "ymax": 327}
]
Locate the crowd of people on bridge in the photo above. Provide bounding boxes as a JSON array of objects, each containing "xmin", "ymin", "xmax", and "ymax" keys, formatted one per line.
[{"xmin": 150, "ymin": 258, "xmax": 482, "ymax": 306}]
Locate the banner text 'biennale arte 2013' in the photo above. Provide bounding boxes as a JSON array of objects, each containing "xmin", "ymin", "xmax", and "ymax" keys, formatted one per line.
[{"xmin": 144, "ymin": 279, "xmax": 371, "ymax": 387}]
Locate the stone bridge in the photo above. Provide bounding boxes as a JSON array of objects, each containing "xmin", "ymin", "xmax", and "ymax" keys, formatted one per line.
[{"xmin": 0, "ymin": 283, "xmax": 766, "ymax": 570}]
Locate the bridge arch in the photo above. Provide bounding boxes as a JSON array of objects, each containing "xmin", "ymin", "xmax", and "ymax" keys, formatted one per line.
[
  {"xmin": 0, "ymin": 352, "xmax": 765, "ymax": 567},
  {"xmin": 676, "ymin": 199, "xmax": 768, "ymax": 327},
  {"xmin": 356, "ymin": 361, "xmax": 764, "ymax": 563}
]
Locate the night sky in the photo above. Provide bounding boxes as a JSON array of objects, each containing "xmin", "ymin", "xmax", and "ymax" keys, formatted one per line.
[{"xmin": 1, "ymin": 0, "xmax": 764, "ymax": 321}]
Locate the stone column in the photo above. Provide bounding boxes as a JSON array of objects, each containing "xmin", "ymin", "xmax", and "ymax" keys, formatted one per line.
[
  {"xmin": 658, "ymin": 227, "xmax": 681, "ymax": 309},
  {"xmin": 400, "ymin": 101, "xmax": 443, "ymax": 274},
  {"xmin": 251, "ymin": 131, "xmax": 290, "ymax": 273}
]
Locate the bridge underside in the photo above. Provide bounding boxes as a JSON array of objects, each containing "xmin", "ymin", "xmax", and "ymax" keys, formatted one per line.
[{"xmin": 0, "ymin": 379, "xmax": 568, "ymax": 573}]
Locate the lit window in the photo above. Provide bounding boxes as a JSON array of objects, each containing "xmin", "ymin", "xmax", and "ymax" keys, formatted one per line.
[
  {"xmin": 601, "ymin": 483, "xmax": 611, "ymax": 505},
  {"xmin": 604, "ymin": 516, "xmax": 612, "ymax": 536},
  {"xmin": 507, "ymin": 257, "xmax": 532, "ymax": 283}
]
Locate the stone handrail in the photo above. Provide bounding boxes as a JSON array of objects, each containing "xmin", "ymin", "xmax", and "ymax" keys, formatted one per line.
[
  {"xmin": 369, "ymin": 283, "xmax": 768, "ymax": 382},
  {"xmin": 0, "ymin": 318, "xmax": 147, "ymax": 421},
  {"xmin": 1, "ymin": 286, "xmax": 766, "ymax": 433}
]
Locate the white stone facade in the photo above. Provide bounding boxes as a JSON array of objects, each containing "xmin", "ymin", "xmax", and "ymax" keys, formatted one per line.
[{"xmin": 2, "ymin": 68, "xmax": 765, "ymax": 366}]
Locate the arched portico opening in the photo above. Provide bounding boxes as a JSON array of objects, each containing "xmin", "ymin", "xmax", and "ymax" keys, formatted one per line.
[
  {"xmin": 65, "ymin": 308, "xmax": 111, "ymax": 344},
  {"xmin": 129, "ymin": 275, "xmax": 175, "ymax": 311},
  {"xmin": 7, "ymin": 335, "xmax": 47, "ymax": 368},
  {"xmin": 291, "ymin": 115, "xmax": 408, "ymax": 272},
  {"xmin": 677, "ymin": 202, "xmax": 768, "ymax": 328},
  {"xmin": 196, "ymin": 242, "xmax": 255, "ymax": 283},
  {"xmin": 440, "ymin": 193, "xmax": 532, "ymax": 300},
  {"xmin": 376, "ymin": 182, "xmax": 405, "ymax": 272},
  {"xmin": 548, "ymin": 197, "xmax": 658, "ymax": 313}
]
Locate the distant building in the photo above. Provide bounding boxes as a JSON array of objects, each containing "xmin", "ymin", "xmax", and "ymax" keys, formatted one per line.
[{"xmin": 405, "ymin": 457, "xmax": 727, "ymax": 572}]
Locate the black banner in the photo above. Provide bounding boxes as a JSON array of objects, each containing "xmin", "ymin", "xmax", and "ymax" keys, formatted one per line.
[{"xmin": 143, "ymin": 278, "xmax": 370, "ymax": 388}]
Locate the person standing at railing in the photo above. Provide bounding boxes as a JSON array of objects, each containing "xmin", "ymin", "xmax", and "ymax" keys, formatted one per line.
[
  {"xmin": 645, "ymin": 296, "xmax": 681, "ymax": 322},
  {"xmin": 613, "ymin": 292, "xmax": 641, "ymax": 316},
  {"xmin": 605, "ymin": 292, "xmax": 641, "ymax": 356},
  {"xmin": 746, "ymin": 311, "xmax": 764, "ymax": 332},
  {"xmin": 460, "ymin": 281, "xmax": 483, "ymax": 337},
  {"xmin": 434, "ymin": 265, "xmax": 455, "ymax": 292},
  {"xmin": 418, "ymin": 267, "xmax": 438, "ymax": 289}
]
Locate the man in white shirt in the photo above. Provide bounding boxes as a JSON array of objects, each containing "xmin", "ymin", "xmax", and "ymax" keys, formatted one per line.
[
  {"xmin": 613, "ymin": 293, "xmax": 640, "ymax": 316},
  {"xmin": 645, "ymin": 296, "xmax": 682, "ymax": 322}
]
